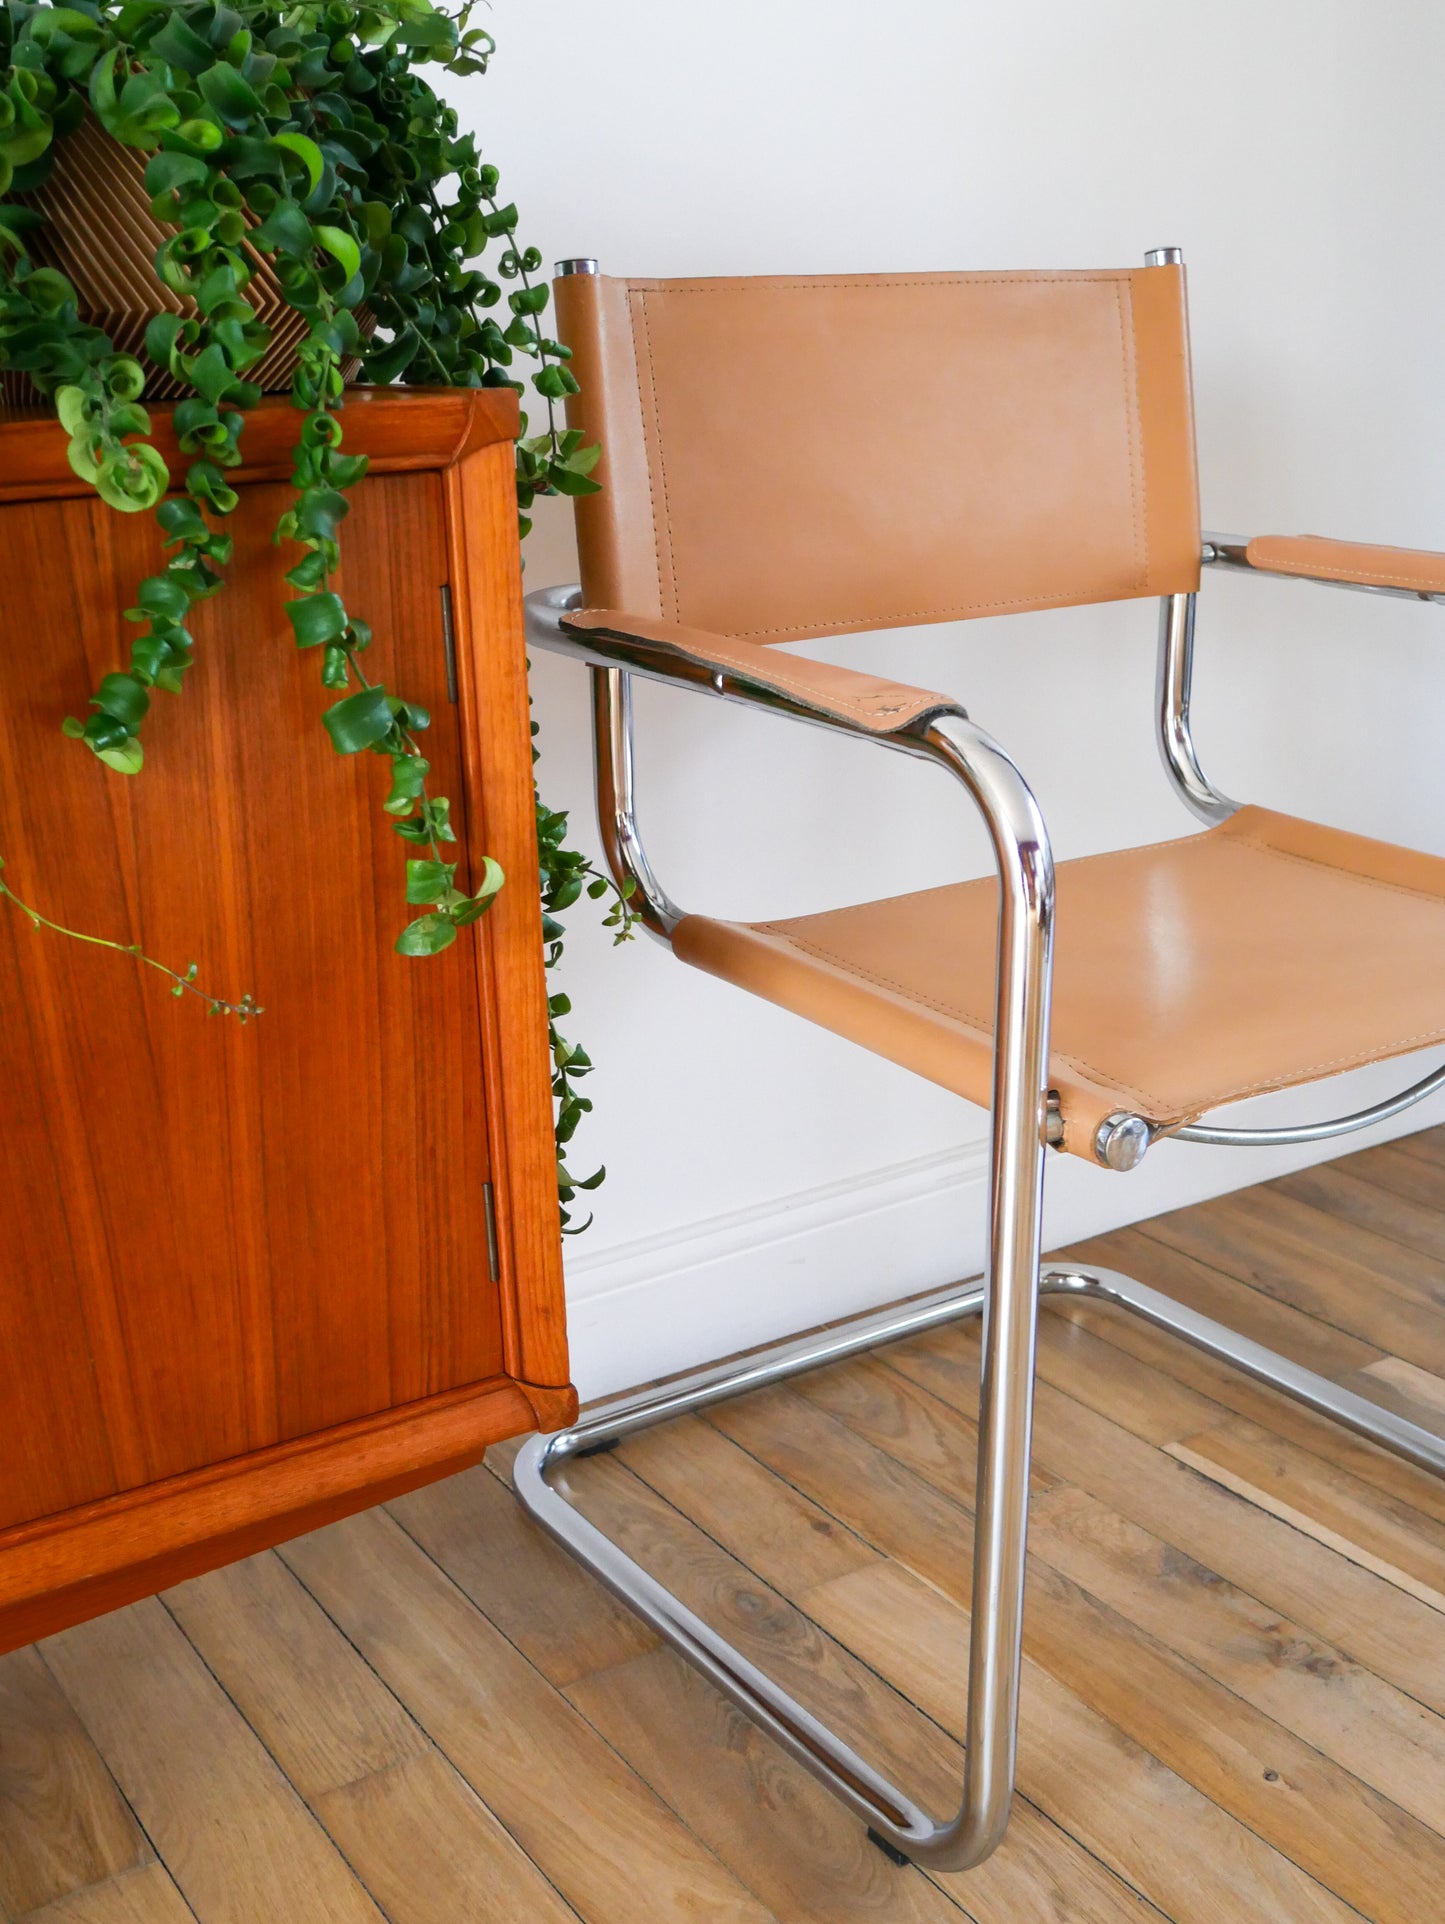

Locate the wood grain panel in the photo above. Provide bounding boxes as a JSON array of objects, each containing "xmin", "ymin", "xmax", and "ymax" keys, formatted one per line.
[
  {"xmin": 447, "ymin": 442, "xmax": 568, "ymax": 1389},
  {"xmin": 0, "ymin": 467, "xmax": 500, "ymax": 1525},
  {"xmin": 281, "ymin": 1507, "xmax": 773, "ymax": 1924},
  {"xmin": 391, "ymin": 1463, "xmax": 658, "ymax": 1688},
  {"xmin": 1067, "ymin": 1226, "xmax": 1384, "ymax": 1378},
  {"xmin": 1168, "ymin": 1419, "xmax": 1445, "ymax": 1612},
  {"xmin": 41, "ymin": 1600, "xmax": 385, "ymax": 1924},
  {"xmin": 20, "ymin": 1861, "xmax": 196, "ymax": 1924},
  {"xmin": 808, "ymin": 1561, "xmax": 1361, "ymax": 1924},
  {"xmin": 314, "ymin": 1752, "xmax": 581, "ymax": 1924},
  {"xmin": 1, "ymin": 391, "xmax": 573, "ymax": 1649},
  {"xmin": 162, "ymin": 1551, "xmax": 428, "ymax": 1804},
  {"xmin": 0, "ymin": 1648, "xmax": 148, "ymax": 1918},
  {"xmin": 168, "ymin": 1551, "xmax": 578, "ymax": 1924},
  {"xmin": 567, "ymin": 1648, "xmax": 969, "ymax": 1924},
  {"xmin": 887, "ymin": 1324, "xmax": 1445, "ymax": 1713},
  {"xmin": 1136, "ymin": 1191, "xmax": 1445, "ymax": 1369},
  {"xmin": 0, "ymin": 1376, "xmax": 549, "ymax": 1656},
  {"xmin": 701, "ymin": 1378, "xmax": 1445, "ymax": 1923},
  {"xmin": 1028, "ymin": 1483, "xmax": 1445, "ymax": 1832},
  {"xmin": 560, "ymin": 1449, "xmax": 1164, "ymax": 1922}
]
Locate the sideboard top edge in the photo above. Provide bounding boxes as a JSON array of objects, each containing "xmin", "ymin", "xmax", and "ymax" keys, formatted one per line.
[{"xmin": 0, "ymin": 386, "xmax": 520, "ymax": 505}]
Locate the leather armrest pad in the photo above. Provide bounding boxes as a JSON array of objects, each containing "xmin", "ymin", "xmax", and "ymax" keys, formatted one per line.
[
  {"xmin": 561, "ymin": 608, "xmax": 961, "ymax": 736},
  {"xmin": 1246, "ymin": 534, "xmax": 1445, "ymax": 595}
]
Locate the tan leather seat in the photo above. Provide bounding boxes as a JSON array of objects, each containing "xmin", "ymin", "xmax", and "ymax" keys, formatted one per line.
[
  {"xmin": 674, "ymin": 806, "xmax": 1445, "ymax": 1155},
  {"xmin": 554, "ymin": 262, "xmax": 1445, "ymax": 1163}
]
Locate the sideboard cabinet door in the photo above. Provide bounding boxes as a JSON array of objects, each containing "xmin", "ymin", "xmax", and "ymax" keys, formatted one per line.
[{"xmin": 0, "ymin": 389, "xmax": 573, "ymax": 1649}]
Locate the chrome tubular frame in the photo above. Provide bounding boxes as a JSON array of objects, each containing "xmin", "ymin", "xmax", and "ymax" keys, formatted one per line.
[
  {"xmin": 1154, "ymin": 591, "xmax": 1237, "ymax": 825},
  {"xmin": 591, "ymin": 664, "xmax": 685, "ymax": 943},
  {"xmin": 514, "ymin": 1253, "xmax": 1445, "ymax": 1868},
  {"xmin": 517, "ymin": 687, "xmax": 1056, "ymax": 1870},
  {"xmin": 515, "ymin": 233, "xmax": 1445, "ymax": 1863},
  {"xmin": 1143, "ymin": 548, "xmax": 1445, "ymax": 1160}
]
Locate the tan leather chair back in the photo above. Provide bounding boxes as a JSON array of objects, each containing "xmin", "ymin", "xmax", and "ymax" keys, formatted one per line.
[{"xmin": 554, "ymin": 266, "xmax": 1202, "ymax": 646}]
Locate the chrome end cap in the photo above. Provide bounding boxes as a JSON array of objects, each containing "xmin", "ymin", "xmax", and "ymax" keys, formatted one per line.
[{"xmin": 1094, "ymin": 1112, "xmax": 1152, "ymax": 1171}]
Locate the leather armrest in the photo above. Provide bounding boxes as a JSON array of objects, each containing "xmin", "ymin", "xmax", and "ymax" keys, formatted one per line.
[
  {"xmin": 1244, "ymin": 534, "xmax": 1445, "ymax": 595},
  {"xmin": 560, "ymin": 608, "xmax": 962, "ymax": 737}
]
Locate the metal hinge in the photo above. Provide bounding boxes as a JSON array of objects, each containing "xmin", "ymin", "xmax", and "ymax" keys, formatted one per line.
[
  {"xmin": 482, "ymin": 1180, "xmax": 500, "ymax": 1283},
  {"xmin": 440, "ymin": 582, "xmax": 458, "ymax": 703}
]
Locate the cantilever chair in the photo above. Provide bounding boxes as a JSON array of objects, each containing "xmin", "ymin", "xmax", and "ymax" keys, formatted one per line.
[{"xmin": 513, "ymin": 250, "xmax": 1445, "ymax": 1872}]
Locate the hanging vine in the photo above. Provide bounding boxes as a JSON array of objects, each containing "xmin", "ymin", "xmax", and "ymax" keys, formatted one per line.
[{"xmin": 0, "ymin": 0, "xmax": 631, "ymax": 1226}]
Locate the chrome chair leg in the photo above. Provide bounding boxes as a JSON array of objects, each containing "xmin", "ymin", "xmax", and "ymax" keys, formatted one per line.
[
  {"xmin": 515, "ymin": 716, "xmax": 1058, "ymax": 1873},
  {"xmin": 513, "ymin": 1253, "xmax": 1445, "ymax": 1872},
  {"xmin": 1046, "ymin": 1263, "xmax": 1445, "ymax": 1476}
]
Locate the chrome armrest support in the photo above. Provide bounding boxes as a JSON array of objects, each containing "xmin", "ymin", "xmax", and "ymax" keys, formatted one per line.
[
  {"xmin": 525, "ymin": 584, "xmax": 967, "ymax": 745},
  {"xmin": 525, "ymin": 587, "xmax": 1057, "ymax": 1868},
  {"xmin": 1155, "ymin": 592, "xmax": 1238, "ymax": 825},
  {"xmin": 525, "ymin": 583, "xmax": 1006, "ymax": 949},
  {"xmin": 1202, "ymin": 530, "xmax": 1445, "ymax": 605}
]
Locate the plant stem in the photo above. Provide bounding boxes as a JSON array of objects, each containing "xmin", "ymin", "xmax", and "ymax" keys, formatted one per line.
[{"xmin": 0, "ymin": 863, "xmax": 259, "ymax": 1018}]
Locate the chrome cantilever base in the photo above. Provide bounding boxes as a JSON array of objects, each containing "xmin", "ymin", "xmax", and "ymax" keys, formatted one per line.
[{"xmin": 513, "ymin": 1260, "xmax": 1445, "ymax": 1871}]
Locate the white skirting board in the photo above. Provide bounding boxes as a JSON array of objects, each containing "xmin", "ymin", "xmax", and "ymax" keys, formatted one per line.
[{"xmin": 562, "ymin": 1058, "xmax": 1445, "ymax": 1400}]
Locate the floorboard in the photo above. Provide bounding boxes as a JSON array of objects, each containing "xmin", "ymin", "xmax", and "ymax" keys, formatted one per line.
[{"xmin": 6, "ymin": 1127, "xmax": 1445, "ymax": 1920}]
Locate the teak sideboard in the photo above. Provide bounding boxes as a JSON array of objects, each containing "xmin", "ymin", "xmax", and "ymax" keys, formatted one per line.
[{"xmin": 0, "ymin": 387, "xmax": 575, "ymax": 1653}]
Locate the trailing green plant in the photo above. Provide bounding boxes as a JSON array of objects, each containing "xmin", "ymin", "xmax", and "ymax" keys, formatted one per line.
[{"xmin": 0, "ymin": 0, "xmax": 631, "ymax": 1227}]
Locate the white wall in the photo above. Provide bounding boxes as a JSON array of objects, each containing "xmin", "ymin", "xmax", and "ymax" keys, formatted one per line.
[{"xmin": 458, "ymin": 2, "xmax": 1445, "ymax": 1395}]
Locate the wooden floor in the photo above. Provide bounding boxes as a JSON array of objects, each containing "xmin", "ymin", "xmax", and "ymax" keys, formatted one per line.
[{"xmin": 7, "ymin": 1133, "xmax": 1445, "ymax": 1923}]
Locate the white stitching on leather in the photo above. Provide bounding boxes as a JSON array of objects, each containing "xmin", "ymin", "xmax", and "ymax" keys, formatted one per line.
[
  {"xmin": 632, "ymin": 274, "xmax": 1159, "ymax": 638},
  {"xmin": 1261, "ymin": 557, "xmax": 1445, "ymax": 589},
  {"xmin": 1115, "ymin": 279, "xmax": 1149, "ymax": 593},
  {"xmin": 630, "ymin": 291, "xmax": 674, "ymax": 620}
]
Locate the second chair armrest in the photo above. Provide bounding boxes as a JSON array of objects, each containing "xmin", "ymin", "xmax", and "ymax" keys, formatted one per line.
[
  {"xmin": 1212, "ymin": 532, "xmax": 1445, "ymax": 597},
  {"xmin": 560, "ymin": 607, "xmax": 963, "ymax": 738}
]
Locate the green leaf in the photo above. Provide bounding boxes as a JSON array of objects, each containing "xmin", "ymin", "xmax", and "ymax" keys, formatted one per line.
[
  {"xmin": 144, "ymin": 151, "xmax": 211, "ymax": 197},
  {"xmin": 271, "ymin": 131, "xmax": 324, "ymax": 195},
  {"xmin": 196, "ymin": 62, "xmax": 265, "ymax": 126},
  {"xmin": 174, "ymin": 116, "xmax": 225, "ymax": 153},
  {"xmin": 283, "ymin": 549, "xmax": 329, "ymax": 590},
  {"xmin": 395, "ymin": 912, "xmax": 459, "ymax": 957},
  {"xmin": 252, "ymin": 198, "xmax": 312, "ymax": 258},
  {"xmin": 55, "ymin": 384, "xmax": 88, "ymax": 435},
  {"xmin": 313, "ymin": 223, "xmax": 360, "ymax": 282},
  {"xmin": 451, "ymin": 857, "xmax": 505, "ymax": 924},
  {"xmin": 363, "ymin": 327, "xmax": 420, "ymax": 384},
  {"xmin": 92, "ymin": 671, "xmax": 149, "ymax": 729},
  {"xmin": 188, "ymin": 342, "xmax": 238, "ymax": 404},
  {"xmin": 95, "ymin": 443, "xmax": 169, "ymax": 514},
  {"xmin": 549, "ymin": 465, "xmax": 602, "ymax": 498},
  {"xmin": 66, "ymin": 434, "xmax": 102, "ymax": 486},
  {"xmin": 322, "ymin": 683, "xmax": 393, "ymax": 754},
  {"xmin": 157, "ymin": 496, "xmax": 209, "ymax": 543},
  {"xmin": 384, "ymin": 753, "xmax": 429, "ymax": 812},
  {"xmin": 295, "ymin": 487, "xmax": 349, "ymax": 539},
  {"xmin": 286, "ymin": 592, "xmax": 347, "ymax": 648},
  {"xmin": 96, "ymin": 737, "xmax": 144, "ymax": 775},
  {"xmin": 393, "ymin": 11, "xmax": 457, "ymax": 50},
  {"xmin": 405, "ymin": 858, "xmax": 456, "ymax": 905},
  {"xmin": 134, "ymin": 575, "xmax": 191, "ymax": 620},
  {"xmin": 147, "ymin": 13, "xmax": 216, "ymax": 75}
]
